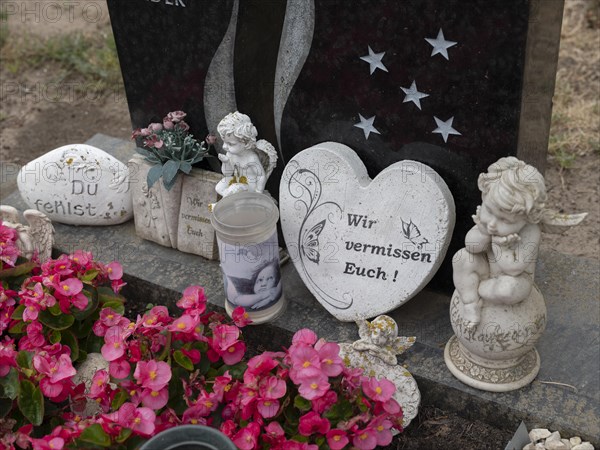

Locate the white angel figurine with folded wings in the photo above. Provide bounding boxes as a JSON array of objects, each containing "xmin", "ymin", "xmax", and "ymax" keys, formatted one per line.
[{"xmin": 0, "ymin": 205, "xmax": 54, "ymax": 262}]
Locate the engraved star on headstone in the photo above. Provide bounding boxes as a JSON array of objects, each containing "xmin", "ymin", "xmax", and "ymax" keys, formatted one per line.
[
  {"xmin": 401, "ymin": 81, "xmax": 429, "ymax": 110},
  {"xmin": 354, "ymin": 114, "xmax": 381, "ymax": 140},
  {"xmin": 425, "ymin": 29, "xmax": 457, "ymax": 60},
  {"xmin": 359, "ymin": 46, "xmax": 388, "ymax": 75},
  {"xmin": 432, "ymin": 116, "xmax": 461, "ymax": 142}
]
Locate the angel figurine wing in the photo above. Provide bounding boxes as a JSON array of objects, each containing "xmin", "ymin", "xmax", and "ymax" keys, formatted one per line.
[
  {"xmin": 540, "ymin": 210, "xmax": 588, "ymax": 234},
  {"xmin": 255, "ymin": 139, "xmax": 278, "ymax": 179},
  {"xmin": 390, "ymin": 336, "xmax": 417, "ymax": 356},
  {"xmin": 24, "ymin": 210, "xmax": 55, "ymax": 263}
]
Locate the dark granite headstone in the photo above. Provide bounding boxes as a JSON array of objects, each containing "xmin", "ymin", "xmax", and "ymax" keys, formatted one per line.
[{"xmin": 107, "ymin": 0, "xmax": 563, "ymax": 290}]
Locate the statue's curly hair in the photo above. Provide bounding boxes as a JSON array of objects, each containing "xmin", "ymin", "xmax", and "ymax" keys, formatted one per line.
[{"xmin": 477, "ymin": 157, "xmax": 547, "ymax": 224}]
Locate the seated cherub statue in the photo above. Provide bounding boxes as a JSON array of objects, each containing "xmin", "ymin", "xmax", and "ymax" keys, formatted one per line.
[
  {"xmin": 215, "ymin": 111, "xmax": 278, "ymax": 198},
  {"xmin": 453, "ymin": 157, "xmax": 587, "ymax": 330}
]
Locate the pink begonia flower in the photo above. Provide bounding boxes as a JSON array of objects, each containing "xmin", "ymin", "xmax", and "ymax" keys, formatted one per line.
[
  {"xmin": 298, "ymin": 368, "xmax": 330, "ymax": 400},
  {"xmin": 163, "ymin": 119, "xmax": 174, "ymax": 130},
  {"xmin": 22, "ymin": 303, "xmax": 41, "ymax": 322},
  {"xmin": 246, "ymin": 353, "xmax": 278, "ymax": 376},
  {"xmin": 140, "ymin": 386, "xmax": 169, "ymax": 410},
  {"xmin": 89, "ymin": 370, "xmax": 110, "ymax": 398},
  {"xmin": 299, "ymin": 410, "xmax": 331, "ymax": 436},
  {"xmin": 141, "ymin": 306, "xmax": 171, "ymax": 328},
  {"xmin": 221, "ymin": 340, "xmax": 246, "ymax": 365},
  {"xmin": 280, "ymin": 441, "xmax": 318, "ymax": 450},
  {"xmin": 232, "ymin": 422, "xmax": 261, "ymax": 450},
  {"xmin": 120, "ymin": 380, "xmax": 142, "ymax": 406},
  {"xmin": 292, "ymin": 328, "xmax": 318, "ymax": 346},
  {"xmin": 134, "ymin": 360, "xmax": 172, "ymax": 391},
  {"xmin": 327, "ymin": 429, "xmax": 350, "ymax": 450},
  {"xmin": 0, "ymin": 337, "xmax": 17, "ymax": 377},
  {"xmin": 104, "ymin": 402, "xmax": 156, "ymax": 436},
  {"xmin": 101, "ymin": 326, "xmax": 126, "ymax": 361},
  {"xmin": 167, "ymin": 110, "xmax": 186, "ymax": 122},
  {"xmin": 289, "ymin": 345, "xmax": 321, "ymax": 384},
  {"xmin": 109, "ymin": 358, "xmax": 131, "ymax": 379},
  {"xmin": 167, "ymin": 314, "xmax": 198, "ymax": 333},
  {"xmin": 352, "ymin": 427, "xmax": 378, "ymax": 450},
  {"xmin": 30, "ymin": 436, "xmax": 65, "ymax": 450},
  {"xmin": 311, "ymin": 390, "xmax": 337, "ymax": 414},
  {"xmin": 371, "ymin": 416, "xmax": 394, "ymax": 446},
  {"xmin": 212, "ymin": 324, "xmax": 241, "ymax": 350},
  {"xmin": 176, "ymin": 285, "xmax": 207, "ymax": 314},
  {"xmin": 232, "ymin": 306, "xmax": 252, "ymax": 327},
  {"xmin": 33, "ymin": 353, "xmax": 76, "ymax": 383},
  {"xmin": 259, "ymin": 376, "xmax": 286, "ymax": 400},
  {"xmin": 69, "ymin": 250, "xmax": 92, "ymax": 267},
  {"xmin": 43, "ymin": 255, "xmax": 73, "ymax": 276},
  {"xmin": 256, "ymin": 398, "xmax": 280, "ymax": 418},
  {"xmin": 106, "ymin": 261, "xmax": 123, "ymax": 280},
  {"xmin": 362, "ymin": 377, "xmax": 395, "ymax": 403},
  {"xmin": 381, "ymin": 397, "xmax": 402, "ymax": 415},
  {"xmin": 315, "ymin": 341, "xmax": 343, "ymax": 377}
]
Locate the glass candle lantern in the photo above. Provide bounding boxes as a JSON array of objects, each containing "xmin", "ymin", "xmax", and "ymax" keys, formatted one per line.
[{"xmin": 211, "ymin": 192, "xmax": 286, "ymax": 324}]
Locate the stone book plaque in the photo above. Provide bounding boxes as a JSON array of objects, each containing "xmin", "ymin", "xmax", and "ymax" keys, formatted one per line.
[{"xmin": 108, "ymin": 0, "xmax": 563, "ymax": 290}]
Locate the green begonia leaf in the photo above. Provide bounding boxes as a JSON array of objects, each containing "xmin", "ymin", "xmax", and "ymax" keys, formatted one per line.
[
  {"xmin": 18, "ymin": 380, "xmax": 44, "ymax": 426},
  {"xmin": 79, "ymin": 423, "xmax": 111, "ymax": 447},
  {"xmin": 0, "ymin": 367, "xmax": 19, "ymax": 399},
  {"xmin": 38, "ymin": 310, "xmax": 75, "ymax": 330}
]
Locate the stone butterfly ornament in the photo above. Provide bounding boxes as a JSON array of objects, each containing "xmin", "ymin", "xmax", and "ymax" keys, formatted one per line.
[{"xmin": 280, "ymin": 142, "xmax": 455, "ymax": 321}]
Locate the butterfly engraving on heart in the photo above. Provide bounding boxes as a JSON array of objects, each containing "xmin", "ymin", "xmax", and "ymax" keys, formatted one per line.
[{"xmin": 287, "ymin": 167, "xmax": 352, "ymax": 310}]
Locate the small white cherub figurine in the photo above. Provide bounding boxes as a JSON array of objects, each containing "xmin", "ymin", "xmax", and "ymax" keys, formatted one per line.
[
  {"xmin": 0, "ymin": 205, "xmax": 54, "ymax": 262},
  {"xmin": 353, "ymin": 315, "xmax": 416, "ymax": 365},
  {"xmin": 215, "ymin": 111, "xmax": 278, "ymax": 197},
  {"xmin": 453, "ymin": 157, "xmax": 587, "ymax": 330}
]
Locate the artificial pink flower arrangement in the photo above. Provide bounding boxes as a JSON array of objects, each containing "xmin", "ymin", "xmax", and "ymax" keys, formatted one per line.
[
  {"xmin": 0, "ymin": 221, "xmax": 404, "ymax": 449},
  {"xmin": 131, "ymin": 110, "xmax": 211, "ymax": 191}
]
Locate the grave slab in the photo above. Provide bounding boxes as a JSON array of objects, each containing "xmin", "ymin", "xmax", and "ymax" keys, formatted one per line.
[{"xmin": 4, "ymin": 134, "xmax": 598, "ymax": 445}]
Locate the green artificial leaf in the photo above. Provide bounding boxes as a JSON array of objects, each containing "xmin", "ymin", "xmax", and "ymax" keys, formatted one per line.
[
  {"xmin": 0, "ymin": 261, "xmax": 36, "ymax": 279},
  {"xmin": 147, "ymin": 163, "xmax": 163, "ymax": 189},
  {"xmin": 72, "ymin": 286, "xmax": 99, "ymax": 321},
  {"xmin": 111, "ymin": 390, "xmax": 128, "ymax": 411},
  {"xmin": 197, "ymin": 353, "xmax": 211, "ymax": 375},
  {"xmin": 98, "ymin": 286, "xmax": 126, "ymax": 303},
  {"xmin": 48, "ymin": 330, "xmax": 62, "ymax": 344},
  {"xmin": 0, "ymin": 367, "xmax": 19, "ymax": 399},
  {"xmin": 82, "ymin": 269, "xmax": 100, "ymax": 283},
  {"xmin": 16, "ymin": 351, "xmax": 33, "ymax": 370},
  {"xmin": 293, "ymin": 395, "xmax": 311, "ymax": 412},
  {"xmin": 72, "ymin": 315, "xmax": 95, "ymax": 339},
  {"xmin": 8, "ymin": 320, "xmax": 26, "ymax": 334},
  {"xmin": 38, "ymin": 309, "xmax": 75, "ymax": 330},
  {"xmin": 162, "ymin": 160, "xmax": 181, "ymax": 191},
  {"xmin": 79, "ymin": 423, "xmax": 111, "ymax": 447},
  {"xmin": 11, "ymin": 305, "xmax": 25, "ymax": 320},
  {"xmin": 17, "ymin": 380, "xmax": 44, "ymax": 426},
  {"xmin": 179, "ymin": 161, "xmax": 192, "ymax": 174},
  {"xmin": 60, "ymin": 330, "xmax": 79, "ymax": 361},
  {"xmin": 173, "ymin": 350, "xmax": 193, "ymax": 371}
]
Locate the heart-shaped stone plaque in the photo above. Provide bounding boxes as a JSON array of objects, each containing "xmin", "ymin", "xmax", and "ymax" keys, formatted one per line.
[{"xmin": 280, "ymin": 142, "xmax": 455, "ymax": 321}]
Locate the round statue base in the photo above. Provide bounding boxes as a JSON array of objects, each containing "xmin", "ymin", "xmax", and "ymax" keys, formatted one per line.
[
  {"xmin": 225, "ymin": 296, "xmax": 287, "ymax": 325},
  {"xmin": 444, "ymin": 335, "xmax": 541, "ymax": 392}
]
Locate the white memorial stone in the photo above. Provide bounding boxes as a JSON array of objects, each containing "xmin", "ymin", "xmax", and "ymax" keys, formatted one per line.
[
  {"xmin": 338, "ymin": 315, "xmax": 420, "ymax": 428},
  {"xmin": 17, "ymin": 144, "xmax": 132, "ymax": 226},
  {"xmin": 279, "ymin": 142, "xmax": 455, "ymax": 321},
  {"xmin": 177, "ymin": 169, "xmax": 221, "ymax": 260}
]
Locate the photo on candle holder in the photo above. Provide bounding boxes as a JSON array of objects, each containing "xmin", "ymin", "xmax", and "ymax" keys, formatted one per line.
[{"xmin": 219, "ymin": 232, "xmax": 282, "ymax": 312}]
